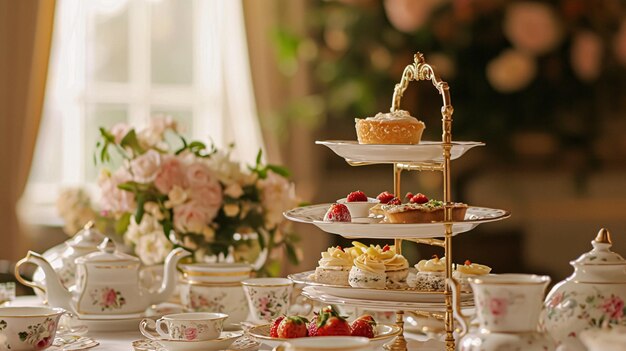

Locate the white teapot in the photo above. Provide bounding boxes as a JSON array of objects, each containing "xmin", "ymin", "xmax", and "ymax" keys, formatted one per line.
[
  {"xmin": 543, "ymin": 228, "xmax": 626, "ymax": 351},
  {"xmin": 16, "ymin": 238, "xmax": 190, "ymax": 316}
]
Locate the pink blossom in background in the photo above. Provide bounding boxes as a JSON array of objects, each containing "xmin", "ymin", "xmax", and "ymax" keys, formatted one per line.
[
  {"xmin": 99, "ymin": 168, "xmax": 136, "ymax": 213},
  {"xmin": 486, "ymin": 49, "xmax": 537, "ymax": 93},
  {"xmin": 186, "ymin": 162, "xmax": 217, "ymax": 188},
  {"xmin": 155, "ymin": 155, "xmax": 188, "ymax": 193},
  {"xmin": 383, "ymin": 0, "xmax": 447, "ymax": 33},
  {"xmin": 571, "ymin": 31, "xmax": 603, "ymax": 81},
  {"xmin": 188, "ymin": 183, "xmax": 223, "ymax": 221},
  {"xmin": 504, "ymin": 2, "xmax": 563, "ymax": 55},
  {"xmin": 110, "ymin": 123, "xmax": 132, "ymax": 144},
  {"xmin": 614, "ymin": 19, "xmax": 626, "ymax": 66},
  {"xmin": 130, "ymin": 149, "xmax": 162, "ymax": 183},
  {"xmin": 489, "ymin": 297, "xmax": 508, "ymax": 317},
  {"xmin": 174, "ymin": 202, "xmax": 209, "ymax": 234},
  {"xmin": 601, "ymin": 295, "xmax": 625, "ymax": 320}
]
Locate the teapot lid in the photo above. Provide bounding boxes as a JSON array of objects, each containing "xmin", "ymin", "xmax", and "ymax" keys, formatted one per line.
[
  {"xmin": 75, "ymin": 237, "xmax": 139, "ymax": 265},
  {"xmin": 572, "ymin": 228, "xmax": 626, "ymax": 266},
  {"xmin": 66, "ymin": 221, "xmax": 107, "ymax": 249}
]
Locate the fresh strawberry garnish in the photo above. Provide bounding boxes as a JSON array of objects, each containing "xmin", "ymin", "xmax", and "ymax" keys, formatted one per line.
[
  {"xmin": 382, "ymin": 244, "xmax": 391, "ymax": 252},
  {"xmin": 464, "ymin": 259, "xmax": 472, "ymax": 266},
  {"xmin": 277, "ymin": 316, "xmax": 309, "ymax": 338},
  {"xmin": 269, "ymin": 316, "xmax": 285, "ymax": 337},
  {"xmin": 387, "ymin": 197, "xmax": 402, "ymax": 205},
  {"xmin": 316, "ymin": 305, "xmax": 351, "ymax": 336},
  {"xmin": 336, "ymin": 246, "xmax": 343, "ymax": 251},
  {"xmin": 308, "ymin": 314, "xmax": 318, "ymax": 336},
  {"xmin": 350, "ymin": 315, "xmax": 377, "ymax": 338},
  {"xmin": 405, "ymin": 192, "xmax": 414, "ymax": 200},
  {"xmin": 346, "ymin": 191, "xmax": 368, "ymax": 202},
  {"xmin": 376, "ymin": 191, "xmax": 395, "ymax": 204},
  {"xmin": 324, "ymin": 203, "xmax": 351, "ymax": 222},
  {"xmin": 410, "ymin": 193, "xmax": 428, "ymax": 204}
]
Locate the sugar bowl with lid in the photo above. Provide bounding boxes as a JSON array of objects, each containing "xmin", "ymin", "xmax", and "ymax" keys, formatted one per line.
[{"xmin": 543, "ymin": 228, "xmax": 626, "ymax": 351}]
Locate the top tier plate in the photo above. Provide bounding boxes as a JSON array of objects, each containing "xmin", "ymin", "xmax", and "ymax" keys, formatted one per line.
[{"xmin": 316, "ymin": 140, "xmax": 484, "ymax": 164}]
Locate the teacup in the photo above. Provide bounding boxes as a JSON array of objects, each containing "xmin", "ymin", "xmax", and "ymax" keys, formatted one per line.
[
  {"xmin": 282, "ymin": 336, "xmax": 371, "ymax": 351},
  {"xmin": 242, "ymin": 278, "xmax": 292, "ymax": 324},
  {"xmin": 0, "ymin": 306, "xmax": 65, "ymax": 351},
  {"xmin": 140, "ymin": 312, "xmax": 228, "ymax": 341}
]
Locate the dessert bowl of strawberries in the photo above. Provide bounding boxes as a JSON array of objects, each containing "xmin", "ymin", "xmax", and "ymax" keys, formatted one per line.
[
  {"xmin": 336, "ymin": 191, "xmax": 379, "ymax": 218},
  {"xmin": 246, "ymin": 305, "xmax": 401, "ymax": 349}
]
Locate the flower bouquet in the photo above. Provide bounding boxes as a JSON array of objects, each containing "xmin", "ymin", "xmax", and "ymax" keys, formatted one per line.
[{"xmin": 88, "ymin": 116, "xmax": 300, "ymax": 274}]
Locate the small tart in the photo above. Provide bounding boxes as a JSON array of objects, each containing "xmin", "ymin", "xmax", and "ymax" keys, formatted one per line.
[
  {"xmin": 456, "ymin": 262, "xmax": 491, "ymax": 276},
  {"xmin": 355, "ymin": 110, "xmax": 425, "ymax": 144},
  {"xmin": 415, "ymin": 256, "xmax": 446, "ymax": 273},
  {"xmin": 382, "ymin": 200, "xmax": 468, "ymax": 224}
]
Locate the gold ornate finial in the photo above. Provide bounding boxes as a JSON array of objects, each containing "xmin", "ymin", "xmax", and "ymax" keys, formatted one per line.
[
  {"xmin": 594, "ymin": 228, "xmax": 612, "ymax": 244},
  {"xmin": 84, "ymin": 221, "xmax": 95, "ymax": 230}
]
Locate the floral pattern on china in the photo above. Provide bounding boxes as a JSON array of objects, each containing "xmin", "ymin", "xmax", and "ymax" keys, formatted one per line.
[
  {"xmin": 543, "ymin": 228, "xmax": 626, "ymax": 351},
  {"xmin": 246, "ymin": 288, "xmax": 290, "ymax": 321},
  {"xmin": 169, "ymin": 323, "xmax": 212, "ymax": 341},
  {"xmin": 89, "ymin": 287, "xmax": 126, "ymax": 311},
  {"xmin": 0, "ymin": 317, "xmax": 56, "ymax": 350}
]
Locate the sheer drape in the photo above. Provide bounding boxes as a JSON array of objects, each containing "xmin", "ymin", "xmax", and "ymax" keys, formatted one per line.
[{"xmin": 0, "ymin": 0, "xmax": 55, "ymax": 261}]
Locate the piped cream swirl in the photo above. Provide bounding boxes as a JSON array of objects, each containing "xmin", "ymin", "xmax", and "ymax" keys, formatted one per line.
[
  {"xmin": 318, "ymin": 247, "xmax": 353, "ymax": 269},
  {"xmin": 415, "ymin": 256, "xmax": 446, "ymax": 273},
  {"xmin": 354, "ymin": 254, "xmax": 386, "ymax": 275},
  {"xmin": 456, "ymin": 262, "xmax": 491, "ymax": 275},
  {"xmin": 362, "ymin": 110, "xmax": 421, "ymax": 124},
  {"xmin": 384, "ymin": 254, "xmax": 409, "ymax": 272}
]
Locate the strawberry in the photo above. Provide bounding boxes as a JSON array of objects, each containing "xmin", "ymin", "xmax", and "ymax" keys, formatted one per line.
[
  {"xmin": 387, "ymin": 197, "xmax": 402, "ymax": 205},
  {"xmin": 269, "ymin": 316, "xmax": 285, "ymax": 337},
  {"xmin": 277, "ymin": 316, "xmax": 309, "ymax": 339},
  {"xmin": 464, "ymin": 259, "xmax": 472, "ymax": 266},
  {"xmin": 324, "ymin": 203, "xmax": 351, "ymax": 222},
  {"xmin": 382, "ymin": 244, "xmax": 391, "ymax": 252},
  {"xmin": 351, "ymin": 315, "xmax": 377, "ymax": 338},
  {"xmin": 346, "ymin": 191, "xmax": 368, "ymax": 202},
  {"xmin": 376, "ymin": 191, "xmax": 395, "ymax": 204},
  {"xmin": 307, "ymin": 314, "xmax": 318, "ymax": 336},
  {"xmin": 316, "ymin": 305, "xmax": 351, "ymax": 336},
  {"xmin": 410, "ymin": 193, "xmax": 428, "ymax": 204},
  {"xmin": 405, "ymin": 192, "xmax": 414, "ymax": 200}
]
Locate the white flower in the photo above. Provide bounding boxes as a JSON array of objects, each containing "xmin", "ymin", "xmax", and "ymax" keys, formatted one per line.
[
  {"xmin": 258, "ymin": 170, "xmax": 298, "ymax": 230},
  {"xmin": 504, "ymin": 2, "xmax": 563, "ymax": 55},
  {"xmin": 135, "ymin": 231, "xmax": 173, "ymax": 266},
  {"xmin": 224, "ymin": 203, "xmax": 240, "ymax": 217},
  {"xmin": 130, "ymin": 149, "xmax": 162, "ymax": 183},
  {"xmin": 165, "ymin": 185, "xmax": 188, "ymax": 208},
  {"xmin": 224, "ymin": 183, "xmax": 244, "ymax": 199},
  {"xmin": 110, "ymin": 123, "xmax": 132, "ymax": 144},
  {"xmin": 125, "ymin": 213, "xmax": 161, "ymax": 246},
  {"xmin": 56, "ymin": 188, "xmax": 97, "ymax": 235},
  {"xmin": 486, "ymin": 49, "xmax": 537, "ymax": 93},
  {"xmin": 144, "ymin": 201, "xmax": 164, "ymax": 221}
]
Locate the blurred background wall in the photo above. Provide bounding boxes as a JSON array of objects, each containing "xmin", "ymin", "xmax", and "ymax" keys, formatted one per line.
[{"xmin": 244, "ymin": 0, "xmax": 626, "ymax": 283}]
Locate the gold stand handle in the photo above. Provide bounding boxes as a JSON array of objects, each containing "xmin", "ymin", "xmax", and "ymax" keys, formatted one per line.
[{"xmin": 15, "ymin": 257, "xmax": 47, "ymax": 296}]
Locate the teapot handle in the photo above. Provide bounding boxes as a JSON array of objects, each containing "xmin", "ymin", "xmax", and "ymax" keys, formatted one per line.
[
  {"xmin": 14, "ymin": 257, "xmax": 46, "ymax": 296},
  {"xmin": 446, "ymin": 277, "xmax": 470, "ymax": 337}
]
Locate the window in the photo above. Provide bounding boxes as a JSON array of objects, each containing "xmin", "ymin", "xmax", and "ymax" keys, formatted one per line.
[{"xmin": 22, "ymin": 0, "xmax": 263, "ymax": 224}]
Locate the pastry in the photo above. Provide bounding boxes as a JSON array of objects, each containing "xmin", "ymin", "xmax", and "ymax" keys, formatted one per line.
[
  {"xmin": 355, "ymin": 110, "xmax": 425, "ymax": 144},
  {"xmin": 453, "ymin": 260, "xmax": 492, "ymax": 291},
  {"xmin": 351, "ymin": 242, "xmax": 409, "ymax": 288},
  {"xmin": 408, "ymin": 255, "xmax": 447, "ymax": 291},
  {"xmin": 348, "ymin": 252, "xmax": 386, "ymax": 289},
  {"xmin": 314, "ymin": 246, "xmax": 354, "ymax": 286},
  {"xmin": 382, "ymin": 199, "xmax": 468, "ymax": 224},
  {"xmin": 369, "ymin": 192, "xmax": 401, "ymax": 216}
]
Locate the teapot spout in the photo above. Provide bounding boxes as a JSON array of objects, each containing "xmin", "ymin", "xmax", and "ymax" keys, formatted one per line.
[
  {"xmin": 148, "ymin": 248, "xmax": 190, "ymax": 305},
  {"xmin": 15, "ymin": 251, "xmax": 74, "ymax": 312}
]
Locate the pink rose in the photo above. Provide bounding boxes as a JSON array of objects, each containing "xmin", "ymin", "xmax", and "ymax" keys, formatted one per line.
[
  {"xmin": 155, "ymin": 156, "xmax": 188, "ymax": 193},
  {"xmin": 36, "ymin": 336, "xmax": 52, "ymax": 349},
  {"xmin": 184, "ymin": 327, "xmax": 198, "ymax": 341},
  {"xmin": 99, "ymin": 168, "xmax": 136, "ymax": 213},
  {"xmin": 489, "ymin": 297, "xmax": 508, "ymax": 317},
  {"xmin": 104, "ymin": 288, "xmax": 117, "ymax": 306},
  {"xmin": 188, "ymin": 183, "xmax": 222, "ymax": 221},
  {"xmin": 174, "ymin": 202, "xmax": 209, "ymax": 234},
  {"xmin": 110, "ymin": 123, "xmax": 131, "ymax": 144},
  {"xmin": 601, "ymin": 295, "xmax": 625, "ymax": 320},
  {"xmin": 549, "ymin": 292, "xmax": 564, "ymax": 308},
  {"xmin": 186, "ymin": 162, "xmax": 217, "ymax": 188},
  {"xmin": 130, "ymin": 149, "xmax": 162, "ymax": 183}
]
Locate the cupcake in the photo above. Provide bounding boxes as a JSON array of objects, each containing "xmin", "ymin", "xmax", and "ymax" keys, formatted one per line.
[
  {"xmin": 348, "ymin": 252, "xmax": 387, "ymax": 289},
  {"xmin": 381, "ymin": 246, "xmax": 409, "ymax": 289},
  {"xmin": 314, "ymin": 246, "xmax": 354, "ymax": 286},
  {"xmin": 408, "ymin": 255, "xmax": 447, "ymax": 291},
  {"xmin": 355, "ymin": 110, "xmax": 425, "ymax": 144},
  {"xmin": 453, "ymin": 260, "xmax": 492, "ymax": 291}
]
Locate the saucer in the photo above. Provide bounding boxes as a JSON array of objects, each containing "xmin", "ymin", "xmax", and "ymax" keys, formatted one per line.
[
  {"xmin": 49, "ymin": 335, "xmax": 99, "ymax": 350},
  {"xmin": 132, "ymin": 332, "xmax": 243, "ymax": 351}
]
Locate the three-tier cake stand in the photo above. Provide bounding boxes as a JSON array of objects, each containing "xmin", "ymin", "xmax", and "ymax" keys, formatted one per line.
[{"xmin": 284, "ymin": 53, "xmax": 510, "ymax": 351}]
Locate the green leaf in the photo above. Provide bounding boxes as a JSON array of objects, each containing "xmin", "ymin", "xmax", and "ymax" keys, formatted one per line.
[
  {"xmin": 263, "ymin": 259, "xmax": 282, "ymax": 277},
  {"xmin": 266, "ymin": 164, "xmax": 291, "ymax": 177},
  {"xmin": 175, "ymin": 135, "xmax": 189, "ymax": 155},
  {"xmin": 135, "ymin": 194, "xmax": 146, "ymax": 224},
  {"xmin": 117, "ymin": 181, "xmax": 139, "ymax": 192},
  {"xmin": 115, "ymin": 213, "xmax": 132, "ymax": 234},
  {"xmin": 255, "ymin": 148, "xmax": 263, "ymax": 166},
  {"xmin": 120, "ymin": 130, "xmax": 145, "ymax": 155},
  {"xmin": 285, "ymin": 242, "xmax": 299, "ymax": 265}
]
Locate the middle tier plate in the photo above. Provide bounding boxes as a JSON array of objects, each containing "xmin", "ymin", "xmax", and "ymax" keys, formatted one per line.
[
  {"xmin": 283, "ymin": 204, "xmax": 510, "ymax": 239},
  {"xmin": 289, "ymin": 270, "xmax": 474, "ymax": 303}
]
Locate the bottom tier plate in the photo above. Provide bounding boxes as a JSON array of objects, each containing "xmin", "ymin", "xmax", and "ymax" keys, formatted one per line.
[{"xmin": 301, "ymin": 286, "xmax": 474, "ymax": 312}]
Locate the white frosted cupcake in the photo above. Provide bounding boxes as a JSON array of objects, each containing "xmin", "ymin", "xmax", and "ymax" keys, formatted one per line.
[
  {"xmin": 409, "ymin": 256, "xmax": 447, "ymax": 291},
  {"xmin": 453, "ymin": 260, "xmax": 491, "ymax": 291},
  {"xmin": 379, "ymin": 246, "xmax": 409, "ymax": 288},
  {"xmin": 348, "ymin": 253, "xmax": 386, "ymax": 289},
  {"xmin": 314, "ymin": 246, "xmax": 354, "ymax": 286}
]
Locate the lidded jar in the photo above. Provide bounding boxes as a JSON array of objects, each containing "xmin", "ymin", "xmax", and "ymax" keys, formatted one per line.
[{"xmin": 543, "ymin": 228, "xmax": 626, "ymax": 351}]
